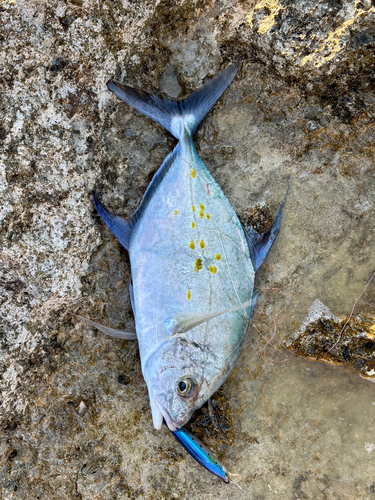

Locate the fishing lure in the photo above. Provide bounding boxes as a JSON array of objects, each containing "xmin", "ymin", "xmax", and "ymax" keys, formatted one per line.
[{"xmin": 170, "ymin": 423, "xmax": 229, "ymax": 483}]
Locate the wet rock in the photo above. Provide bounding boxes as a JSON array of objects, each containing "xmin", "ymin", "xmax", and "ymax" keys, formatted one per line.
[
  {"xmin": 50, "ymin": 57, "xmax": 68, "ymax": 73},
  {"xmin": 160, "ymin": 65, "xmax": 182, "ymax": 99},
  {"xmin": 187, "ymin": 388, "xmax": 236, "ymax": 447},
  {"xmin": 240, "ymin": 203, "xmax": 274, "ymax": 234},
  {"xmin": 117, "ymin": 374, "xmax": 130, "ymax": 385},
  {"xmin": 284, "ymin": 299, "xmax": 375, "ymax": 382}
]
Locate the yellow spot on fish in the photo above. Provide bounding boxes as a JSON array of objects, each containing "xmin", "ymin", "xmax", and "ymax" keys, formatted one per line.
[
  {"xmin": 191, "ymin": 169, "xmax": 197, "ymax": 178},
  {"xmin": 200, "ymin": 240, "xmax": 205, "ymax": 249},
  {"xmin": 216, "ymin": 253, "xmax": 221, "ymax": 261},
  {"xmin": 194, "ymin": 259, "xmax": 203, "ymax": 272},
  {"xmin": 210, "ymin": 266, "xmax": 217, "ymax": 274},
  {"xmin": 174, "ymin": 209, "xmax": 180, "ymax": 216},
  {"xmin": 206, "ymin": 213, "xmax": 210, "ymax": 220},
  {"xmin": 192, "ymin": 205, "xmax": 196, "ymax": 213},
  {"xmin": 188, "ymin": 290, "xmax": 191, "ymax": 301},
  {"xmin": 192, "ymin": 221, "xmax": 196, "ymax": 229},
  {"xmin": 190, "ymin": 241, "xmax": 195, "ymax": 250},
  {"xmin": 200, "ymin": 203, "xmax": 205, "ymax": 211},
  {"xmin": 200, "ymin": 210, "xmax": 204, "ymax": 218}
]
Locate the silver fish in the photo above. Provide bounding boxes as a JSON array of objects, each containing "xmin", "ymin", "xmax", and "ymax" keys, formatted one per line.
[{"xmin": 91, "ymin": 60, "xmax": 286, "ymax": 431}]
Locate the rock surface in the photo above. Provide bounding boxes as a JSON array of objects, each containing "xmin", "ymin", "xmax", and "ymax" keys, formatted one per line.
[
  {"xmin": 284, "ymin": 298, "xmax": 375, "ymax": 382},
  {"xmin": 1, "ymin": 0, "xmax": 375, "ymax": 498}
]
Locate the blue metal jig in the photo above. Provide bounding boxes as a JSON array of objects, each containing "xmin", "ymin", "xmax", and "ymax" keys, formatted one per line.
[{"xmin": 169, "ymin": 424, "xmax": 229, "ymax": 483}]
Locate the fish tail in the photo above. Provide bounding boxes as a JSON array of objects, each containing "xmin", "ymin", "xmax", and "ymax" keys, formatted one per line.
[{"xmin": 107, "ymin": 59, "xmax": 241, "ymax": 140}]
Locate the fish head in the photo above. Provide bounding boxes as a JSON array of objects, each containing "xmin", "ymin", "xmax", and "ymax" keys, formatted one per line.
[{"xmin": 144, "ymin": 337, "xmax": 222, "ymax": 431}]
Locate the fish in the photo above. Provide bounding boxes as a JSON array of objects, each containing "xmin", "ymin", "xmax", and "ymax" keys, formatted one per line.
[{"xmin": 86, "ymin": 59, "xmax": 287, "ymax": 433}]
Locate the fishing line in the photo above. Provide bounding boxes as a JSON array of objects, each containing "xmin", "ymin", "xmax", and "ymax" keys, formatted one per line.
[
  {"xmin": 227, "ymin": 473, "xmax": 252, "ymax": 499},
  {"xmin": 322, "ymin": 269, "xmax": 375, "ymax": 360},
  {"xmin": 256, "ymin": 265, "xmax": 375, "ymax": 364},
  {"xmin": 218, "ymin": 232, "xmax": 249, "ymax": 320}
]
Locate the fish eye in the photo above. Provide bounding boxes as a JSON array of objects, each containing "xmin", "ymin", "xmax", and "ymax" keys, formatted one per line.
[{"xmin": 177, "ymin": 378, "xmax": 196, "ymax": 398}]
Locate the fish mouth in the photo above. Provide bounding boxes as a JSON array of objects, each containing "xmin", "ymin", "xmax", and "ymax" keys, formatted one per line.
[
  {"xmin": 150, "ymin": 397, "xmax": 163, "ymax": 430},
  {"xmin": 155, "ymin": 398, "xmax": 185, "ymax": 432}
]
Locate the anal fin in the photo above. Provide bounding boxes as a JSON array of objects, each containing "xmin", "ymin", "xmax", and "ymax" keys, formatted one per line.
[
  {"xmin": 93, "ymin": 146, "xmax": 180, "ymax": 250},
  {"xmin": 245, "ymin": 183, "xmax": 290, "ymax": 272},
  {"xmin": 129, "ymin": 281, "xmax": 136, "ymax": 320}
]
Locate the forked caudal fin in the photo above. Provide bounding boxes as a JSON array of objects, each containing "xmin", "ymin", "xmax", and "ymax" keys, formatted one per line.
[{"xmin": 107, "ymin": 59, "xmax": 241, "ymax": 140}]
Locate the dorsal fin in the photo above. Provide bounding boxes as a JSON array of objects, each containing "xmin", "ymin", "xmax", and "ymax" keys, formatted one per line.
[
  {"xmin": 93, "ymin": 194, "xmax": 135, "ymax": 249},
  {"xmin": 94, "ymin": 145, "xmax": 179, "ymax": 249}
]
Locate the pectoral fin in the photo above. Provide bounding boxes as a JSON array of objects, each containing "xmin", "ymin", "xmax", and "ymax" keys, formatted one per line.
[
  {"xmin": 166, "ymin": 297, "xmax": 255, "ymax": 335},
  {"xmin": 70, "ymin": 313, "xmax": 137, "ymax": 340}
]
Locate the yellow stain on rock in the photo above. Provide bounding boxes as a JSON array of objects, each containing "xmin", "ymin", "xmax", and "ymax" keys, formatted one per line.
[
  {"xmin": 191, "ymin": 169, "xmax": 197, "ymax": 178},
  {"xmin": 210, "ymin": 266, "xmax": 217, "ymax": 274},
  {"xmin": 188, "ymin": 290, "xmax": 191, "ymax": 301},
  {"xmin": 174, "ymin": 209, "xmax": 180, "ymax": 216},
  {"xmin": 190, "ymin": 241, "xmax": 195, "ymax": 250},
  {"xmin": 0, "ymin": 0, "xmax": 17, "ymax": 9},
  {"xmin": 194, "ymin": 259, "xmax": 203, "ymax": 272},
  {"xmin": 248, "ymin": 0, "xmax": 284, "ymax": 34},
  {"xmin": 200, "ymin": 240, "xmax": 205, "ymax": 249},
  {"xmin": 216, "ymin": 253, "xmax": 221, "ymax": 261},
  {"xmin": 301, "ymin": 2, "xmax": 375, "ymax": 68}
]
